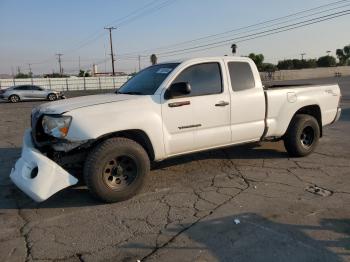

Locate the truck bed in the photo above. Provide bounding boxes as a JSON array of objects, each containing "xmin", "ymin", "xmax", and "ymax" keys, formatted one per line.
[
  {"xmin": 264, "ymin": 83, "xmax": 338, "ymax": 89},
  {"xmin": 264, "ymin": 83, "xmax": 341, "ymax": 138}
]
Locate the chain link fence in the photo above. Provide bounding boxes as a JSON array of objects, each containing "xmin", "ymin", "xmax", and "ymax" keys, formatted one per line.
[{"xmin": 0, "ymin": 76, "xmax": 131, "ymax": 91}]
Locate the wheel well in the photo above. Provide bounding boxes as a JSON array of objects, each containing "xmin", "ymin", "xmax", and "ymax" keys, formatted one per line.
[
  {"xmin": 94, "ymin": 130, "xmax": 155, "ymax": 161},
  {"xmin": 294, "ymin": 105, "xmax": 322, "ymax": 137},
  {"xmin": 8, "ymin": 94, "xmax": 20, "ymax": 100},
  {"xmin": 47, "ymin": 93, "xmax": 56, "ymax": 98}
]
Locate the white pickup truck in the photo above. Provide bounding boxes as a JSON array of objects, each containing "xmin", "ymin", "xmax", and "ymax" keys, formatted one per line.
[{"xmin": 10, "ymin": 57, "xmax": 342, "ymax": 203}]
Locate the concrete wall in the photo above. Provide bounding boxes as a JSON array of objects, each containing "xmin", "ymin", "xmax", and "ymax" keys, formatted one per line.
[
  {"xmin": 0, "ymin": 76, "xmax": 130, "ymax": 91},
  {"xmin": 260, "ymin": 66, "xmax": 350, "ymax": 81}
]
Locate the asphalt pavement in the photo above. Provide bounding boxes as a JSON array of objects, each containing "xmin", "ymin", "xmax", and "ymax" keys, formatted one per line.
[{"xmin": 0, "ymin": 77, "xmax": 349, "ymax": 262}]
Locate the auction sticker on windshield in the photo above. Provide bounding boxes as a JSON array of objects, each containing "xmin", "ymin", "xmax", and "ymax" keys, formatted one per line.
[{"xmin": 156, "ymin": 68, "xmax": 173, "ymax": 74}]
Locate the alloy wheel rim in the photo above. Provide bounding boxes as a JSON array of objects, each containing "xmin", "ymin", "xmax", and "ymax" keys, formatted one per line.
[
  {"xmin": 102, "ymin": 155, "xmax": 138, "ymax": 190},
  {"xmin": 300, "ymin": 126, "xmax": 315, "ymax": 149}
]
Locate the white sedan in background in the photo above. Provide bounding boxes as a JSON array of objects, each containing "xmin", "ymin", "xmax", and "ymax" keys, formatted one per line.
[{"xmin": 0, "ymin": 85, "xmax": 65, "ymax": 103}]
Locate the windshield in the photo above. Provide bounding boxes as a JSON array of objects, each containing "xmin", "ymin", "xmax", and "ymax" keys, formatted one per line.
[{"xmin": 117, "ymin": 63, "xmax": 180, "ymax": 95}]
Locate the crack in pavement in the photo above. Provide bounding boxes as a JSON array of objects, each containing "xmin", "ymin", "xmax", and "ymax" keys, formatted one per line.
[
  {"xmin": 137, "ymin": 149, "xmax": 251, "ymax": 261},
  {"xmin": 15, "ymin": 198, "xmax": 32, "ymax": 262}
]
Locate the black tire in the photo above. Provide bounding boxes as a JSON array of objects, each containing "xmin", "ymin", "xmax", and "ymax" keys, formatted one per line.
[
  {"xmin": 284, "ymin": 114, "xmax": 320, "ymax": 157},
  {"xmin": 47, "ymin": 93, "xmax": 57, "ymax": 101},
  {"xmin": 84, "ymin": 137, "xmax": 150, "ymax": 203},
  {"xmin": 9, "ymin": 94, "xmax": 20, "ymax": 103}
]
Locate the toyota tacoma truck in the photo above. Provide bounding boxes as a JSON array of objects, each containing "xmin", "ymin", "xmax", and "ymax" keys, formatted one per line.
[{"xmin": 10, "ymin": 57, "xmax": 342, "ymax": 203}]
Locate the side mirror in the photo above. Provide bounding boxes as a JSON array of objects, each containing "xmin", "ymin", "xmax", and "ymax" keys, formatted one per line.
[{"xmin": 165, "ymin": 82, "xmax": 191, "ymax": 99}]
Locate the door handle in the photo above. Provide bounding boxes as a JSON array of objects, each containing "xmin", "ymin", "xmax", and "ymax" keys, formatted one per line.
[
  {"xmin": 168, "ymin": 101, "xmax": 191, "ymax": 107},
  {"xmin": 215, "ymin": 101, "xmax": 229, "ymax": 107}
]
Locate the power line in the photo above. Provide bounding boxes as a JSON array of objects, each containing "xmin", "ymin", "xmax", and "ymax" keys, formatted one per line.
[
  {"xmin": 157, "ymin": 10, "xmax": 350, "ymax": 58},
  {"xmin": 24, "ymin": 0, "xmax": 173, "ymax": 68},
  {"xmin": 113, "ymin": 0, "xmax": 175, "ymax": 28},
  {"xmin": 173, "ymin": 2, "xmax": 350, "ymax": 48},
  {"xmin": 15, "ymin": 0, "xmax": 349, "ymax": 73},
  {"xmin": 118, "ymin": 0, "xmax": 350, "ymax": 56},
  {"xmin": 26, "ymin": 0, "xmax": 346, "ymax": 68},
  {"xmin": 63, "ymin": 0, "xmax": 175, "ymax": 56},
  {"xmin": 105, "ymin": 0, "xmax": 162, "ymax": 27},
  {"xmin": 154, "ymin": 9, "xmax": 350, "ymax": 57}
]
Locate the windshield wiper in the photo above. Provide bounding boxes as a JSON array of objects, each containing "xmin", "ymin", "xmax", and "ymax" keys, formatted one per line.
[{"xmin": 117, "ymin": 91, "xmax": 144, "ymax": 95}]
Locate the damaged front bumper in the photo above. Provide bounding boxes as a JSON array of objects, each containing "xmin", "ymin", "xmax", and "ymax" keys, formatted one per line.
[{"xmin": 10, "ymin": 129, "xmax": 78, "ymax": 202}]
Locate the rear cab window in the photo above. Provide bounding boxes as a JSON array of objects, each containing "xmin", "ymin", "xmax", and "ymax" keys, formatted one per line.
[{"xmin": 228, "ymin": 62, "xmax": 255, "ymax": 92}]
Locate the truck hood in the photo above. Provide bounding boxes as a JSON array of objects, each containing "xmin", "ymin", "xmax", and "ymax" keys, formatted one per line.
[{"xmin": 36, "ymin": 93, "xmax": 141, "ymax": 114}]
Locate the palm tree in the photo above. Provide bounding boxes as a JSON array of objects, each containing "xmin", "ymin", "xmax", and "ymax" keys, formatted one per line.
[
  {"xmin": 336, "ymin": 44, "xmax": 350, "ymax": 65},
  {"xmin": 150, "ymin": 54, "xmax": 158, "ymax": 65},
  {"xmin": 231, "ymin": 44, "xmax": 237, "ymax": 55}
]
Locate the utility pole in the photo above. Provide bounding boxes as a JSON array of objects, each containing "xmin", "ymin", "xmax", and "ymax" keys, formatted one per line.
[
  {"xmin": 28, "ymin": 63, "xmax": 33, "ymax": 84},
  {"xmin": 78, "ymin": 56, "xmax": 81, "ymax": 71},
  {"xmin": 300, "ymin": 53, "xmax": 306, "ymax": 60},
  {"xmin": 104, "ymin": 27, "xmax": 117, "ymax": 76},
  {"xmin": 138, "ymin": 55, "xmax": 141, "ymax": 72},
  {"xmin": 27, "ymin": 63, "xmax": 32, "ymax": 76},
  {"xmin": 56, "ymin": 53, "xmax": 63, "ymax": 75}
]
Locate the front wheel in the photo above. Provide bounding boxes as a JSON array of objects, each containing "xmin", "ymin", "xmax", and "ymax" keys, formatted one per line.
[
  {"xmin": 47, "ymin": 93, "xmax": 57, "ymax": 101},
  {"xmin": 84, "ymin": 137, "xmax": 150, "ymax": 203},
  {"xmin": 283, "ymin": 114, "xmax": 320, "ymax": 157},
  {"xmin": 9, "ymin": 95, "xmax": 20, "ymax": 103}
]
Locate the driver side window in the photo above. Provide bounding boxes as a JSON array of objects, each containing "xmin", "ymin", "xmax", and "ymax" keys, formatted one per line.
[
  {"xmin": 31, "ymin": 86, "xmax": 42, "ymax": 91},
  {"xmin": 172, "ymin": 62, "xmax": 222, "ymax": 97}
]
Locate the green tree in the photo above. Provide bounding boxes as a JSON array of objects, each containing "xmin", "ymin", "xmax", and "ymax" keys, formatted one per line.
[
  {"xmin": 303, "ymin": 59, "xmax": 317, "ymax": 68},
  {"xmin": 277, "ymin": 59, "xmax": 317, "ymax": 70},
  {"xmin": 44, "ymin": 73, "xmax": 68, "ymax": 78},
  {"xmin": 78, "ymin": 70, "xmax": 91, "ymax": 77},
  {"xmin": 277, "ymin": 59, "xmax": 294, "ymax": 70},
  {"xmin": 336, "ymin": 44, "xmax": 350, "ymax": 65},
  {"xmin": 248, "ymin": 53, "xmax": 264, "ymax": 71},
  {"xmin": 317, "ymin": 56, "xmax": 337, "ymax": 67},
  {"xmin": 15, "ymin": 72, "xmax": 30, "ymax": 79},
  {"xmin": 261, "ymin": 63, "xmax": 277, "ymax": 72}
]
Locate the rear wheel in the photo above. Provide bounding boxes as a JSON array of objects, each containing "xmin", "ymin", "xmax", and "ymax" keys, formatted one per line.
[
  {"xmin": 84, "ymin": 137, "xmax": 150, "ymax": 203},
  {"xmin": 9, "ymin": 95, "xmax": 20, "ymax": 103},
  {"xmin": 47, "ymin": 93, "xmax": 57, "ymax": 101},
  {"xmin": 283, "ymin": 114, "xmax": 320, "ymax": 157}
]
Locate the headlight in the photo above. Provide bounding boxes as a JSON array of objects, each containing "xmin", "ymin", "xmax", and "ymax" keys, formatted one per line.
[{"xmin": 42, "ymin": 115, "xmax": 72, "ymax": 138}]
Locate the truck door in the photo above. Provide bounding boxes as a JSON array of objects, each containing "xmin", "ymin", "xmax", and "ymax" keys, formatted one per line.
[
  {"xmin": 162, "ymin": 62, "xmax": 231, "ymax": 155},
  {"xmin": 161, "ymin": 90, "xmax": 195, "ymax": 156},
  {"xmin": 227, "ymin": 61, "xmax": 265, "ymax": 143}
]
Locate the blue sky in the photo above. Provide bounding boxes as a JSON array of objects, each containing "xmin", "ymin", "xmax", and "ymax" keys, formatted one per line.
[{"xmin": 0, "ymin": 0, "xmax": 349, "ymax": 75}]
